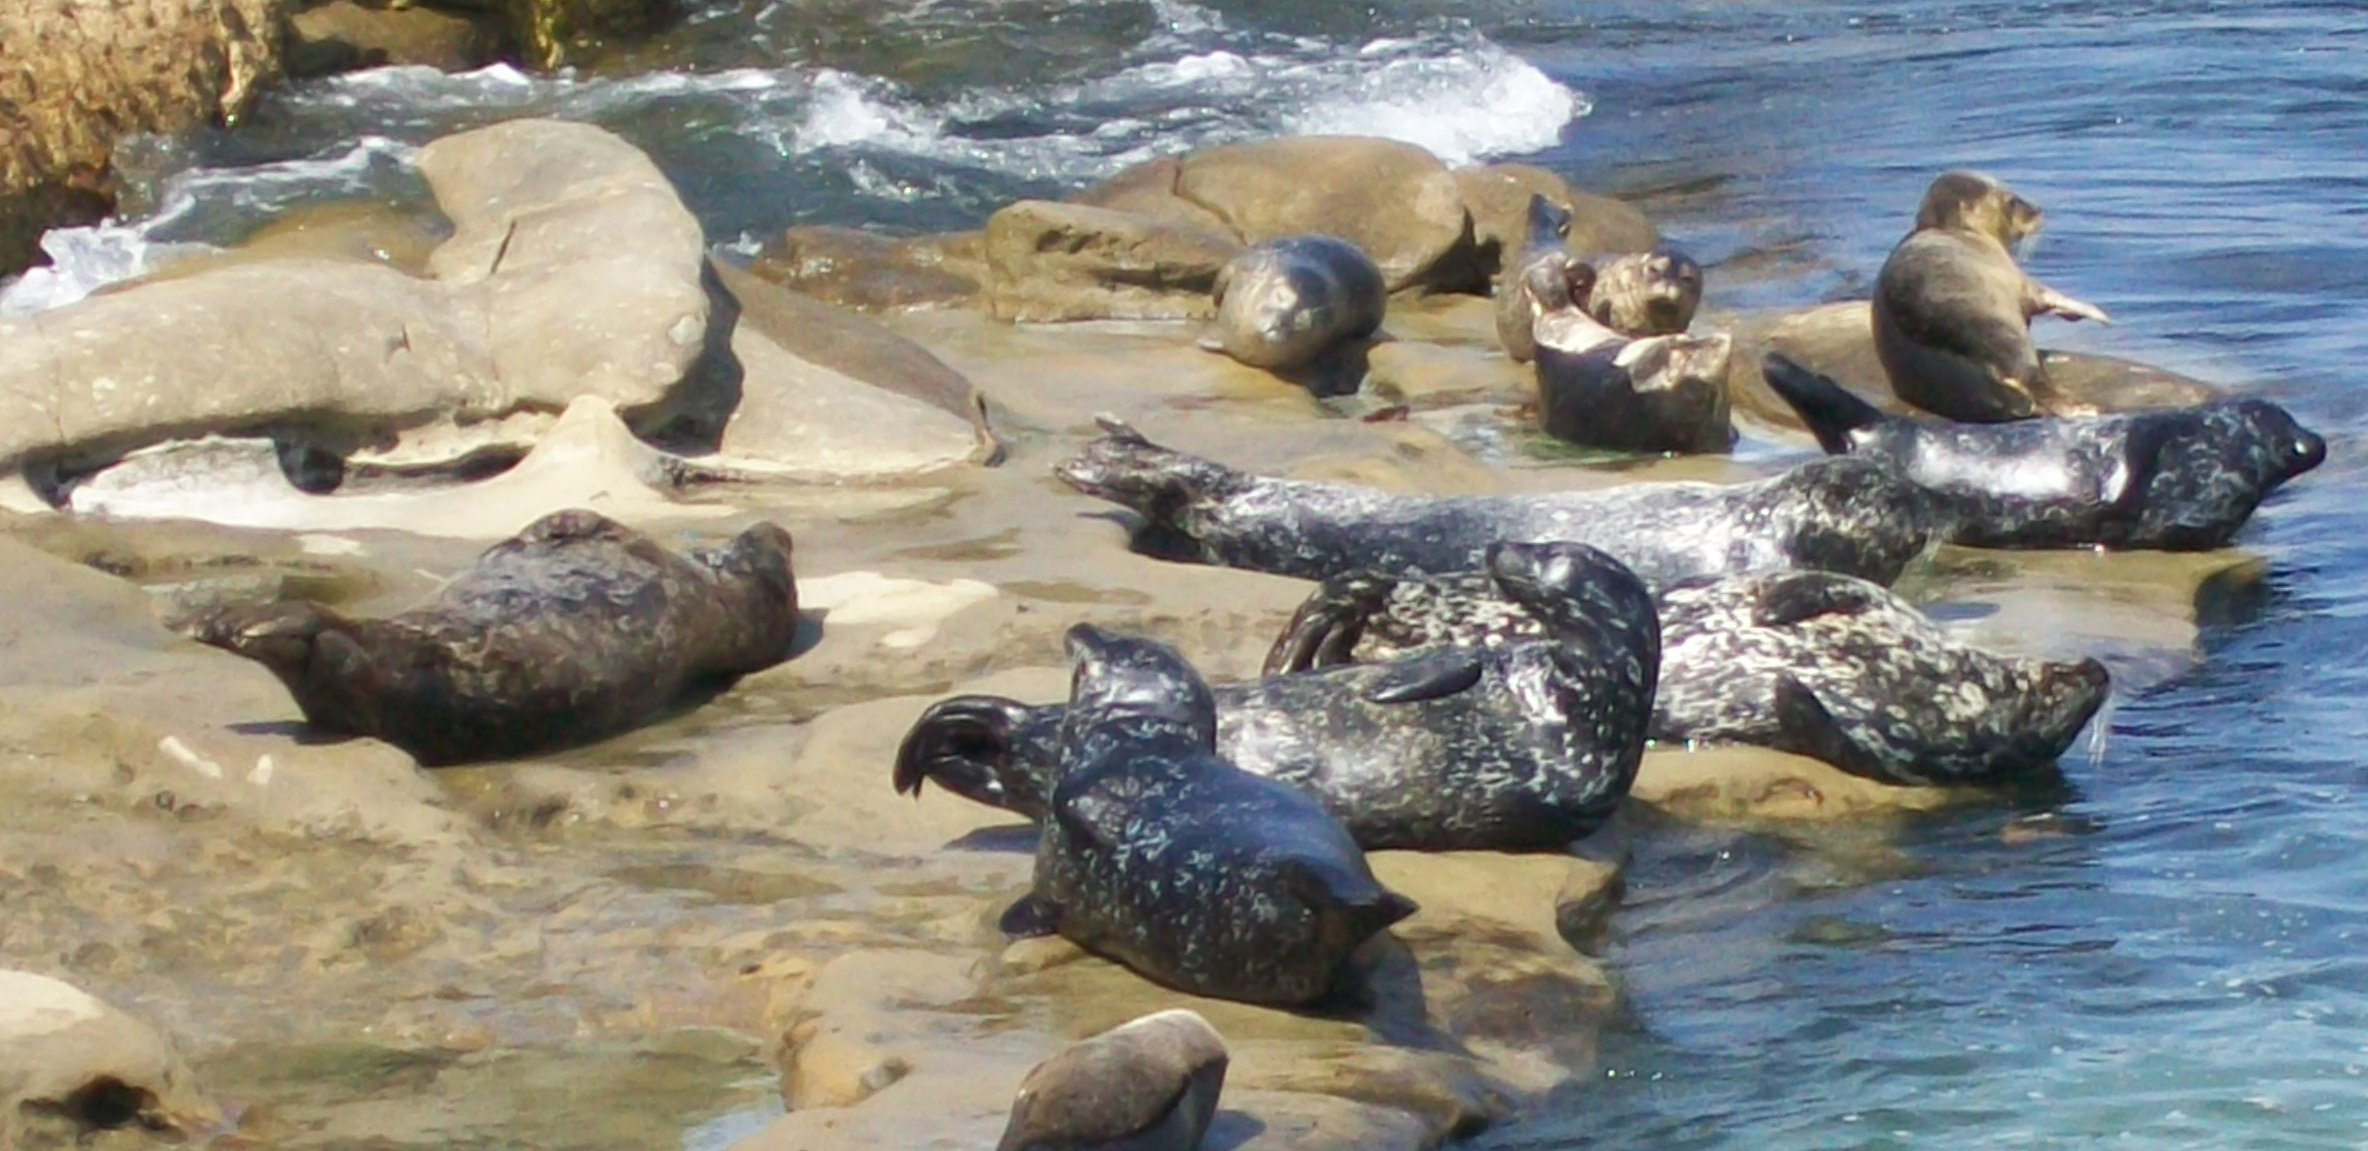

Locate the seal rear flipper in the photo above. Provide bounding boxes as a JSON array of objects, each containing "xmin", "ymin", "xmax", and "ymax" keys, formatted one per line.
[
  {"xmin": 1263, "ymin": 574, "xmax": 1393, "ymax": 675},
  {"xmin": 999, "ymin": 894, "xmax": 1064, "ymax": 939},
  {"xmin": 1752, "ymin": 573, "xmax": 1886, "ymax": 629},
  {"xmin": 1770, "ymin": 674, "xmax": 1893, "ymax": 782},
  {"xmin": 1360, "ymin": 649, "xmax": 1486, "ymax": 705},
  {"xmin": 892, "ymin": 694, "xmax": 1052, "ymax": 817},
  {"xmin": 1760, "ymin": 353, "xmax": 1888, "ymax": 456}
]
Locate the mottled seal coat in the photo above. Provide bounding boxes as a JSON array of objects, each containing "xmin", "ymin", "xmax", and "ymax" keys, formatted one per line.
[
  {"xmin": 1764, "ymin": 353, "xmax": 2326, "ymax": 549},
  {"xmin": 899, "ymin": 542, "xmax": 1660, "ymax": 850},
  {"xmin": 1001, "ymin": 624, "xmax": 1415, "ymax": 1007},
  {"xmin": 1530, "ymin": 259, "xmax": 1736, "ymax": 455},
  {"xmin": 1264, "ymin": 565, "xmax": 2110, "ymax": 785},
  {"xmin": 1053, "ymin": 416, "xmax": 1935, "ymax": 588},
  {"xmin": 996, "ymin": 1009, "xmax": 1227, "ymax": 1151},
  {"xmin": 1201, "ymin": 234, "xmax": 1386, "ymax": 395},
  {"xmin": 191, "ymin": 509, "xmax": 800, "ymax": 765},
  {"xmin": 1496, "ymin": 194, "xmax": 1706, "ymax": 363},
  {"xmin": 1874, "ymin": 169, "xmax": 2113, "ymax": 421},
  {"xmin": 1587, "ymin": 245, "xmax": 1705, "ymax": 338}
]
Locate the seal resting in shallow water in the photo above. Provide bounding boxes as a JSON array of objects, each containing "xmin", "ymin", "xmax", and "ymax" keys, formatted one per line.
[
  {"xmin": 191, "ymin": 508, "xmax": 800, "ymax": 765},
  {"xmin": 1265, "ymin": 565, "xmax": 2110, "ymax": 786},
  {"xmin": 999, "ymin": 624, "xmax": 1415, "ymax": 1007},
  {"xmin": 1200, "ymin": 234, "xmax": 1386, "ymax": 395},
  {"xmin": 1764, "ymin": 353, "xmax": 2326, "ymax": 549},
  {"xmin": 1052, "ymin": 416, "xmax": 1935, "ymax": 588},
  {"xmin": 1495, "ymin": 194, "xmax": 1705, "ymax": 363},
  {"xmin": 898, "ymin": 541, "xmax": 1658, "ymax": 850},
  {"xmin": 996, "ymin": 1009, "xmax": 1227, "ymax": 1151},
  {"xmin": 1874, "ymin": 169, "xmax": 2112, "ymax": 421},
  {"xmin": 1528, "ymin": 258, "xmax": 1734, "ymax": 454}
]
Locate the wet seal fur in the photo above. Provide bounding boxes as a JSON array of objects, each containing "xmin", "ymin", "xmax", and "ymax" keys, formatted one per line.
[
  {"xmin": 1528, "ymin": 258, "xmax": 1735, "ymax": 455},
  {"xmin": 1263, "ymin": 564, "xmax": 2109, "ymax": 786},
  {"xmin": 1764, "ymin": 353, "xmax": 2327, "ymax": 549},
  {"xmin": 899, "ymin": 542, "xmax": 1660, "ymax": 850},
  {"xmin": 1201, "ymin": 234, "xmax": 1387, "ymax": 396},
  {"xmin": 1496, "ymin": 194, "xmax": 1705, "ymax": 363},
  {"xmin": 1874, "ymin": 169, "xmax": 2113, "ymax": 421},
  {"xmin": 996, "ymin": 1008, "xmax": 1227, "ymax": 1151},
  {"xmin": 998, "ymin": 624, "xmax": 1415, "ymax": 1007},
  {"xmin": 191, "ymin": 508, "xmax": 800, "ymax": 765},
  {"xmin": 1053, "ymin": 416, "xmax": 1935, "ymax": 588}
]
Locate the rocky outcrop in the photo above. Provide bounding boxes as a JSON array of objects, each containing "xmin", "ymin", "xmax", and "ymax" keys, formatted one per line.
[
  {"xmin": 285, "ymin": 1, "xmax": 511, "ymax": 77},
  {"xmin": 0, "ymin": 971, "xmax": 222, "ymax": 1150},
  {"xmin": 749, "ymin": 225, "xmax": 983, "ymax": 312},
  {"xmin": 1451, "ymin": 162, "xmax": 1660, "ymax": 290},
  {"xmin": 497, "ymin": 0, "xmax": 681, "ymax": 68},
  {"xmin": 982, "ymin": 200, "xmax": 1245, "ymax": 322}
]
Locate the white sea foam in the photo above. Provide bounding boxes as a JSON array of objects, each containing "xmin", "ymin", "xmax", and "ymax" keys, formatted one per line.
[{"xmin": 0, "ymin": 223, "xmax": 209, "ymax": 317}]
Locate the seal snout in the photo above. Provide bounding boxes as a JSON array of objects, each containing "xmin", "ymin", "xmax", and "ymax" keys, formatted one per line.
[{"xmin": 2289, "ymin": 426, "xmax": 2328, "ymax": 476}]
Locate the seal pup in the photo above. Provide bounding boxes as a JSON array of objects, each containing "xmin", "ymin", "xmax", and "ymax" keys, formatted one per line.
[
  {"xmin": 1873, "ymin": 169, "xmax": 2113, "ymax": 422},
  {"xmin": 1001, "ymin": 624, "xmax": 1415, "ymax": 1007},
  {"xmin": 1053, "ymin": 416, "xmax": 1935, "ymax": 588},
  {"xmin": 996, "ymin": 1008, "xmax": 1227, "ymax": 1151},
  {"xmin": 1587, "ymin": 245, "xmax": 1706, "ymax": 338},
  {"xmin": 1262, "ymin": 565, "xmax": 2110, "ymax": 786},
  {"xmin": 1529, "ymin": 258, "xmax": 1736, "ymax": 455},
  {"xmin": 1201, "ymin": 234, "xmax": 1387, "ymax": 396},
  {"xmin": 1764, "ymin": 353, "xmax": 2327, "ymax": 549},
  {"xmin": 190, "ymin": 509, "xmax": 800, "ymax": 765},
  {"xmin": 1496, "ymin": 194, "xmax": 1706, "ymax": 362},
  {"xmin": 899, "ymin": 541, "xmax": 1659, "ymax": 850}
]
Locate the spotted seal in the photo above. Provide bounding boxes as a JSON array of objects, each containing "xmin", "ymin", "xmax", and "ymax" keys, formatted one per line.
[
  {"xmin": 996, "ymin": 1009, "xmax": 1227, "ymax": 1151},
  {"xmin": 1261, "ymin": 564, "xmax": 2109, "ymax": 785},
  {"xmin": 1052, "ymin": 416, "xmax": 1935, "ymax": 587},
  {"xmin": 898, "ymin": 541, "xmax": 1658, "ymax": 850},
  {"xmin": 998, "ymin": 624, "xmax": 1415, "ymax": 1007},
  {"xmin": 1874, "ymin": 169, "xmax": 2113, "ymax": 422},
  {"xmin": 1529, "ymin": 258, "xmax": 1735, "ymax": 454},
  {"xmin": 1496, "ymin": 194, "xmax": 1706, "ymax": 363},
  {"xmin": 190, "ymin": 509, "xmax": 800, "ymax": 765},
  {"xmin": 1764, "ymin": 353, "xmax": 2326, "ymax": 549},
  {"xmin": 1200, "ymin": 234, "xmax": 1387, "ymax": 395}
]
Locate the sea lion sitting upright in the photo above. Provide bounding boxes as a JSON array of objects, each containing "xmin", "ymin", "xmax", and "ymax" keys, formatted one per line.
[
  {"xmin": 995, "ymin": 1009, "xmax": 1227, "ymax": 1151},
  {"xmin": 1763, "ymin": 353, "xmax": 2326, "ymax": 549},
  {"xmin": 1496, "ymin": 194, "xmax": 1706, "ymax": 363},
  {"xmin": 1529, "ymin": 258, "xmax": 1736, "ymax": 455},
  {"xmin": 1201, "ymin": 234, "xmax": 1387, "ymax": 396},
  {"xmin": 1873, "ymin": 169, "xmax": 2113, "ymax": 422},
  {"xmin": 191, "ymin": 509, "xmax": 801, "ymax": 765},
  {"xmin": 1000, "ymin": 624, "xmax": 1415, "ymax": 1007}
]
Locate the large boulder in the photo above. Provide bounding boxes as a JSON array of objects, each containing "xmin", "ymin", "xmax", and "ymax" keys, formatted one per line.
[
  {"xmin": 749, "ymin": 225, "xmax": 983, "ymax": 312},
  {"xmin": 285, "ymin": 1, "xmax": 511, "ymax": 77},
  {"xmin": 1449, "ymin": 162, "xmax": 1661, "ymax": 294},
  {"xmin": 981, "ymin": 200, "xmax": 1245, "ymax": 322},
  {"xmin": 0, "ymin": 971, "xmax": 222, "ymax": 1150},
  {"xmin": 497, "ymin": 0, "xmax": 680, "ymax": 68}
]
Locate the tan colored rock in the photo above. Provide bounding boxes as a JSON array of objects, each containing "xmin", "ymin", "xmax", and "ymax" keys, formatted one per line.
[
  {"xmin": 286, "ymin": 1, "xmax": 511, "ymax": 77},
  {"xmin": 0, "ymin": 970, "xmax": 222, "ymax": 1149},
  {"xmin": 983, "ymin": 200, "xmax": 1245, "ymax": 322},
  {"xmin": 749, "ymin": 224, "xmax": 982, "ymax": 311},
  {"xmin": 1069, "ymin": 155, "xmax": 1237, "ymax": 235},
  {"xmin": 501, "ymin": 0, "xmax": 680, "ymax": 68},
  {"xmin": 1632, "ymin": 745, "xmax": 1966, "ymax": 823},
  {"xmin": 1455, "ymin": 163, "xmax": 1660, "ymax": 269}
]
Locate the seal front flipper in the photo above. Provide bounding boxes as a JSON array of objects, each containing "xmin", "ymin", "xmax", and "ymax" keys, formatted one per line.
[
  {"xmin": 1360, "ymin": 649, "xmax": 1485, "ymax": 705},
  {"xmin": 2028, "ymin": 281, "xmax": 2112, "ymax": 324},
  {"xmin": 2098, "ymin": 415, "xmax": 2177, "ymax": 523},
  {"xmin": 999, "ymin": 894, "xmax": 1064, "ymax": 939},
  {"xmin": 1752, "ymin": 573, "xmax": 1884, "ymax": 628},
  {"xmin": 1761, "ymin": 353, "xmax": 1888, "ymax": 456},
  {"xmin": 1770, "ymin": 673, "xmax": 1890, "ymax": 781}
]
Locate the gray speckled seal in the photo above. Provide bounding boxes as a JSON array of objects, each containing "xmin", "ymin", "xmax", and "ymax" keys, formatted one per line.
[
  {"xmin": 899, "ymin": 541, "xmax": 1659, "ymax": 850},
  {"xmin": 1264, "ymin": 565, "xmax": 2110, "ymax": 786},
  {"xmin": 1531, "ymin": 258, "xmax": 1736, "ymax": 455},
  {"xmin": 1764, "ymin": 353, "xmax": 2326, "ymax": 550},
  {"xmin": 1874, "ymin": 169, "xmax": 2113, "ymax": 422},
  {"xmin": 1052, "ymin": 416, "xmax": 1935, "ymax": 588},
  {"xmin": 1200, "ymin": 234, "xmax": 1386, "ymax": 395},
  {"xmin": 189, "ymin": 509, "xmax": 800, "ymax": 765},
  {"xmin": 999, "ymin": 624, "xmax": 1415, "ymax": 1007},
  {"xmin": 996, "ymin": 1008, "xmax": 1227, "ymax": 1151}
]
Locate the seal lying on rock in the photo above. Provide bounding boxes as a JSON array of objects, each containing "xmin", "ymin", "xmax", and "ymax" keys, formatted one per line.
[
  {"xmin": 1764, "ymin": 353, "xmax": 2326, "ymax": 549},
  {"xmin": 899, "ymin": 541, "xmax": 1658, "ymax": 850},
  {"xmin": 1053, "ymin": 416, "xmax": 1935, "ymax": 587},
  {"xmin": 1874, "ymin": 169, "xmax": 2113, "ymax": 421},
  {"xmin": 191, "ymin": 508, "xmax": 800, "ymax": 765},
  {"xmin": 996, "ymin": 1009, "xmax": 1227, "ymax": 1151},
  {"xmin": 1529, "ymin": 258, "xmax": 1736, "ymax": 455},
  {"xmin": 1200, "ymin": 234, "xmax": 1387, "ymax": 395},
  {"xmin": 1265, "ymin": 566, "xmax": 2110, "ymax": 786},
  {"xmin": 1496, "ymin": 194, "xmax": 1706, "ymax": 363},
  {"xmin": 1000, "ymin": 624, "xmax": 1415, "ymax": 1007}
]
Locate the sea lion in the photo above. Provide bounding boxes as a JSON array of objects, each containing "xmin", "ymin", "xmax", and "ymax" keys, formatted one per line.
[
  {"xmin": 1873, "ymin": 169, "xmax": 2113, "ymax": 421},
  {"xmin": 1495, "ymin": 194, "xmax": 1705, "ymax": 362},
  {"xmin": 999, "ymin": 624, "xmax": 1415, "ymax": 1007},
  {"xmin": 996, "ymin": 1009, "xmax": 1227, "ymax": 1151},
  {"xmin": 1201, "ymin": 234, "xmax": 1387, "ymax": 395},
  {"xmin": 1263, "ymin": 565, "xmax": 2110, "ymax": 786},
  {"xmin": 1764, "ymin": 353, "xmax": 2327, "ymax": 549},
  {"xmin": 1530, "ymin": 258, "xmax": 1736, "ymax": 454},
  {"xmin": 190, "ymin": 509, "xmax": 800, "ymax": 765},
  {"xmin": 898, "ymin": 541, "xmax": 1659, "ymax": 850},
  {"xmin": 1052, "ymin": 416, "xmax": 1936, "ymax": 588}
]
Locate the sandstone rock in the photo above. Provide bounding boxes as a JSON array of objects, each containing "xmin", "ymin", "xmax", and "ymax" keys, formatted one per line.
[
  {"xmin": 286, "ymin": 1, "xmax": 511, "ymax": 77},
  {"xmin": 748, "ymin": 224, "xmax": 981, "ymax": 311},
  {"xmin": 1451, "ymin": 162, "xmax": 1661, "ymax": 295},
  {"xmin": 982, "ymin": 200, "xmax": 1245, "ymax": 322},
  {"xmin": 0, "ymin": 970, "xmax": 221, "ymax": 1150},
  {"xmin": 1069, "ymin": 155, "xmax": 1236, "ymax": 235},
  {"xmin": 500, "ymin": 0, "xmax": 681, "ymax": 68}
]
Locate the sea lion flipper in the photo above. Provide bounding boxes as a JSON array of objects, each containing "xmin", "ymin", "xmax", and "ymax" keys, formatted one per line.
[
  {"xmin": 1752, "ymin": 574, "xmax": 1882, "ymax": 628},
  {"xmin": 1760, "ymin": 353, "xmax": 1887, "ymax": 456},
  {"xmin": 999, "ymin": 894, "xmax": 1064, "ymax": 939},
  {"xmin": 1770, "ymin": 674, "xmax": 1889, "ymax": 780},
  {"xmin": 1360, "ymin": 649, "xmax": 1485, "ymax": 705}
]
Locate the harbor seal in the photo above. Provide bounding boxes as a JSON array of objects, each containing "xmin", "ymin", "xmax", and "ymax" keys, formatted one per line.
[
  {"xmin": 1530, "ymin": 258, "xmax": 1735, "ymax": 454},
  {"xmin": 996, "ymin": 1009, "xmax": 1227, "ymax": 1151},
  {"xmin": 1496, "ymin": 194, "xmax": 1706, "ymax": 363},
  {"xmin": 1764, "ymin": 353, "xmax": 2327, "ymax": 549},
  {"xmin": 1052, "ymin": 416, "xmax": 1936, "ymax": 588},
  {"xmin": 190, "ymin": 509, "xmax": 800, "ymax": 765},
  {"xmin": 1263, "ymin": 564, "xmax": 2110, "ymax": 785},
  {"xmin": 999, "ymin": 624, "xmax": 1415, "ymax": 1007},
  {"xmin": 898, "ymin": 541, "xmax": 1659, "ymax": 850},
  {"xmin": 1587, "ymin": 245, "xmax": 1705, "ymax": 338},
  {"xmin": 1873, "ymin": 169, "xmax": 2113, "ymax": 421},
  {"xmin": 1200, "ymin": 234, "xmax": 1387, "ymax": 395}
]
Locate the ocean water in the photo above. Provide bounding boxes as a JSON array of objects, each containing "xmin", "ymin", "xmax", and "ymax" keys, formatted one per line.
[{"xmin": 9, "ymin": 1, "xmax": 2364, "ymax": 1147}]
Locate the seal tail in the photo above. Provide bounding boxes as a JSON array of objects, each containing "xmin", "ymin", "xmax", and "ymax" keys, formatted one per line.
[
  {"xmin": 1761, "ymin": 353, "xmax": 1887, "ymax": 455},
  {"xmin": 892, "ymin": 694, "xmax": 1057, "ymax": 819},
  {"xmin": 1263, "ymin": 573, "xmax": 1395, "ymax": 675}
]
